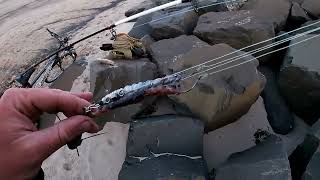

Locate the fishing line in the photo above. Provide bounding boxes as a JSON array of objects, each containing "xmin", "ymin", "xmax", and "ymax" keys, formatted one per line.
[
  {"xmin": 172, "ymin": 20, "xmax": 320, "ymax": 77},
  {"xmin": 183, "ymin": 32, "xmax": 320, "ymax": 81},
  {"xmin": 181, "ymin": 25, "xmax": 320, "ymax": 80},
  {"xmin": 205, "ymin": 34, "xmax": 320, "ymax": 78}
]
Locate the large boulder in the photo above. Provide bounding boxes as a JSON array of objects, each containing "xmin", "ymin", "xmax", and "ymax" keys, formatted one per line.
[
  {"xmin": 170, "ymin": 44, "xmax": 266, "ymax": 131},
  {"xmin": 193, "ymin": 10, "xmax": 275, "ymax": 63},
  {"xmin": 119, "ymin": 155, "xmax": 209, "ymax": 180},
  {"xmin": 150, "ymin": 35, "xmax": 210, "ymax": 75},
  {"xmin": 194, "ymin": 10, "xmax": 275, "ymax": 49},
  {"xmin": 128, "ymin": 14, "xmax": 153, "ymax": 39},
  {"xmin": 126, "ymin": 115, "xmax": 204, "ymax": 157},
  {"xmin": 204, "ymin": 97, "xmax": 274, "ymax": 170},
  {"xmin": 214, "ymin": 135, "xmax": 292, "ymax": 180},
  {"xmin": 259, "ymin": 66, "xmax": 294, "ymax": 134},
  {"xmin": 301, "ymin": 0, "xmax": 320, "ymax": 17},
  {"xmin": 149, "ymin": 4, "xmax": 199, "ymax": 40},
  {"xmin": 89, "ymin": 59, "xmax": 157, "ymax": 126},
  {"xmin": 241, "ymin": 0, "xmax": 291, "ymax": 31},
  {"xmin": 278, "ymin": 35, "xmax": 320, "ymax": 123}
]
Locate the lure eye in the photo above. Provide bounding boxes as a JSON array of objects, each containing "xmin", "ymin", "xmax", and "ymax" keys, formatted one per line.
[
  {"xmin": 104, "ymin": 98, "xmax": 111, "ymax": 104},
  {"xmin": 118, "ymin": 90, "xmax": 125, "ymax": 97}
]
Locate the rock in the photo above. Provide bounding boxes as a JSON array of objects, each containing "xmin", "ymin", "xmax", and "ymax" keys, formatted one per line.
[
  {"xmin": 150, "ymin": 5, "xmax": 199, "ymax": 40},
  {"xmin": 214, "ymin": 135, "xmax": 292, "ymax": 180},
  {"xmin": 89, "ymin": 59, "xmax": 157, "ymax": 126},
  {"xmin": 170, "ymin": 44, "xmax": 266, "ymax": 131},
  {"xmin": 125, "ymin": 7, "xmax": 146, "ymax": 17},
  {"xmin": 278, "ymin": 35, "xmax": 320, "ymax": 123},
  {"xmin": 126, "ymin": 115, "xmax": 204, "ymax": 157},
  {"xmin": 128, "ymin": 14, "xmax": 153, "ymax": 39},
  {"xmin": 290, "ymin": 0, "xmax": 305, "ymax": 4},
  {"xmin": 241, "ymin": 0, "xmax": 291, "ymax": 31},
  {"xmin": 300, "ymin": 20, "xmax": 320, "ymax": 34},
  {"xmin": 302, "ymin": 0, "xmax": 320, "ymax": 17},
  {"xmin": 150, "ymin": 35, "xmax": 210, "ymax": 75},
  {"xmin": 289, "ymin": 119, "xmax": 320, "ymax": 180},
  {"xmin": 140, "ymin": 35, "xmax": 155, "ymax": 54},
  {"xmin": 302, "ymin": 146, "xmax": 320, "ymax": 180},
  {"xmin": 119, "ymin": 155, "xmax": 209, "ymax": 180},
  {"xmin": 193, "ymin": 10, "xmax": 275, "ymax": 63},
  {"xmin": 133, "ymin": 96, "xmax": 193, "ymax": 119},
  {"xmin": 259, "ymin": 66, "xmax": 294, "ymax": 134},
  {"xmin": 290, "ymin": 2, "xmax": 311, "ymax": 23},
  {"xmin": 279, "ymin": 116, "xmax": 310, "ymax": 156},
  {"xmin": 204, "ymin": 97, "xmax": 274, "ymax": 170},
  {"xmin": 194, "ymin": 10, "xmax": 275, "ymax": 48},
  {"xmin": 196, "ymin": 0, "xmax": 229, "ymax": 14}
]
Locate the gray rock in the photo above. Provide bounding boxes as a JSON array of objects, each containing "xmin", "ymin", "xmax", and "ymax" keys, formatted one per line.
[
  {"xmin": 119, "ymin": 155, "xmax": 209, "ymax": 180},
  {"xmin": 197, "ymin": 0, "xmax": 229, "ymax": 14},
  {"xmin": 289, "ymin": 119, "xmax": 320, "ymax": 180},
  {"xmin": 241, "ymin": 0, "xmax": 291, "ymax": 31},
  {"xmin": 89, "ymin": 59, "xmax": 157, "ymax": 126},
  {"xmin": 290, "ymin": 2, "xmax": 311, "ymax": 23},
  {"xmin": 194, "ymin": 10, "xmax": 275, "ymax": 48},
  {"xmin": 128, "ymin": 14, "xmax": 153, "ymax": 39},
  {"xmin": 302, "ymin": 146, "xmax": 320, "ymax": 180},
  {"xmin": 125, "ymin": 7, "xmax": 146, "ymax": 17},
  {"xmin": 302, "ymin": 0, "xmax": 320, "ymax": 17},
  {"xmin": 279, "ymin": 116, "xmax": 310, "ymax": 156},
  {"xmin": 150, "ymin": 35, "xmax": 209, "ymax": 75},
  {"xmin": 170, "ymin": 44, "xmax": 266, "ymax": 131},
  {"xmin": 300, "ymin": 20, "xmax": 320, "ymax": 34},
  {"xmin": 133, "ymin": 96, "xmax": 193, "ymax": 119},
  {"xmin": 150, "ymin": 5, "xmax": 199, "ymax": 40},
  {"xmin": 140, "ymin": 35, "xmax": 155, "ymax": 54},
  {"xmin": 215, "ymin": 135, "xmax": 292, "ymax": 180},
  {"xmin": 127, "ymin": 115, "xmax": 204, "ymax": 157},
  {"xmin": 204, "ymin": 97, "xmax": 274, "ymax": 170},
  {"xmin": 193, "ymin": 10, "xmax": 275, "ymax": 63},
  {"xmin": 278, "ymin": 35, "xmax": 320, "ymax": 123},
  {"xmin": 259, "ymin": 66, "xmax": 294, "ymax": 134}
]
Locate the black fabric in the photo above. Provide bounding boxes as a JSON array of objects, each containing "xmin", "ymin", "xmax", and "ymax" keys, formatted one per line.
[{"xmin": 100, "ymin": 44, "xmax": 114, "ymax": 51}]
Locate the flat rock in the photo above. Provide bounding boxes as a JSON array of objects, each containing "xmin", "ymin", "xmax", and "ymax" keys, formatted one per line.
[
  {"xmin": 126, "ymin": 115, "xmax": 204, "ymax": 157},
  {"xmin": 278, "ymin": 35, "xmax": 320, "ymax": 123},
  {"xmin": 302, "ymin": 0, "xmax": 320, "ymax": 17},
  {"xmin": 119, "ymin": 155, "xmax": 208, "ymax": 180},
  {"xmin": 241, "ymin": 0, "xmax": 291, "ymax": 31},
  {"xmin": 150, "ymin": 4, "xmax": 199, "ymax": 40},
  {"xmin": 150, "ymin": 35, "xmax": 209, "ymax": 75},
  {"xmin": 89, "ymin": 59, "xmax": 157, "ymax": 126},
  {"xmin": 204, "ymin": 97, "xmax": 274, "ymax": 170},
  {"xmin": 170, "ymin": 44, "xmax": 266, "ymax": 131},
  {"xmin": 259, "ymin": 66, "xmax": 294, "ymax": 134},
  {"xmin": 215, "ymin": 135, "xmax": 292, "ymax": 180}
]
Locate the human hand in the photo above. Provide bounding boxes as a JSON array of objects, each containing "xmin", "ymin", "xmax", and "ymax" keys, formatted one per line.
[{"xmin": 0, "ymin": 88, "xmax": 100, "ymax": 180}]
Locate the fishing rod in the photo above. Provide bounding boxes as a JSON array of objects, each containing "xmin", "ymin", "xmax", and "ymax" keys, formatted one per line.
[{"xmin": 16, "ymin": 0, "xmax": 245, "ymax": 88}]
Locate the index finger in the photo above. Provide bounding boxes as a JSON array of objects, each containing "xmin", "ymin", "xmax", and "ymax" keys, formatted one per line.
[{"xmin": 1, "ymin": 88, "xmax": 91, "ymax": 119}]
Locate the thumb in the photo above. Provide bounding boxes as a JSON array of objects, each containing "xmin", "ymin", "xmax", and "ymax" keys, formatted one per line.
[{"xmin": 28, "ymin": 115, "xmax": 100, "ymax": 161}]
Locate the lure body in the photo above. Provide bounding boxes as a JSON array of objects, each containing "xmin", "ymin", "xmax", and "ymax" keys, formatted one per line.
[{"xmin": 84, "ymin": 75, "xmax": 182, "ymax": 117}]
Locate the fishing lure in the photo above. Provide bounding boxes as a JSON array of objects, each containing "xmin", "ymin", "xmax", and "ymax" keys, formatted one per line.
[{"xmin": 84, "ymin": 74, "xmax": 183, "ymax": 117}]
